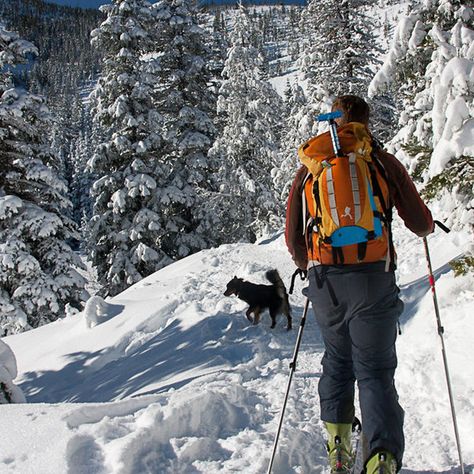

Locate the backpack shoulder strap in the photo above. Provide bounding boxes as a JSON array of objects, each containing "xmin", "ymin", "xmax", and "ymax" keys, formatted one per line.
[
  {"xmin": 370, "ymin": 137, "xmax": 392, "ymax": 213},
  {"xmin": 370, "ymin": 136, "xmax": 396, "ymax": 271}
]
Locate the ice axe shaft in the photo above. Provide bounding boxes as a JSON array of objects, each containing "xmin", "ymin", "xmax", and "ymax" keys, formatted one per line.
[
  {"xmin": 317, "ymin": 110, "xmax": 344, "ymax": 157},
  {"xmin": 424, "ymin": 221, "xmax": 465, "ymax": 474}
]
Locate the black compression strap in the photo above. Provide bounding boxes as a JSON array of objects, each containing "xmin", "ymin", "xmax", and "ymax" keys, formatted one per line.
[
  {"xmin": 331, "ymin": 246, "xmax": 344, "ymax": 265},
  {"xmin": 358, "ymin": 242, "xmax": 367, "ymax": 261}
]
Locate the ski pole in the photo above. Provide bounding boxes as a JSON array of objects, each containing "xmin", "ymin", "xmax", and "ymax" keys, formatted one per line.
[
  {"xmin": 423, "ymin": 221, "xmax": 465, "ymax": 474},
  {"xmin": 267, "ymin": 297, "xmax": 310, "ymax": 474}
]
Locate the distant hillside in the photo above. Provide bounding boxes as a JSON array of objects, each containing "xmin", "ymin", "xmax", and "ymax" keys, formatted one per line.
[
  {"xmin": 204, "ymin": 0, "xmax": 305, "ymax": 5},
  {"xmin": 41, "ymin": 0, "xmax": 305, "ymax": 9},
  {"xmin": 0, "ymin": 0, "xmax": 102, "ymax": 95},
  {"xmin": 43, "ymin": 0, "xmax": 108, "ymax": 8},
  {"xmin": 0, "ymin": 0, "xmax": 102, "ymax": 23}
]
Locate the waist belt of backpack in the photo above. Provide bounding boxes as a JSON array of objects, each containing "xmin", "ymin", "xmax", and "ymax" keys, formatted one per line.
[{"xmin": 319, "ymin": 233, "xmax": 369, "ymax": 263}]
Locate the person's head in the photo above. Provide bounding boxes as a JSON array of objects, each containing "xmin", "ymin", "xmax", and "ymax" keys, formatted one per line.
[{"xmin": 331, "ymin": 95, "xmax": 370, "ymax": 127}]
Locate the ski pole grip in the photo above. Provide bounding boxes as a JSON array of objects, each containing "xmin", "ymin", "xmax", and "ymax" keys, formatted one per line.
[
  {"xmin": 289, "ymin": 268, "xmax": 307, "ymax": 295},
  {"xmin": 434, "ymin": 220, "xmax": 451, "ymax": 234}
]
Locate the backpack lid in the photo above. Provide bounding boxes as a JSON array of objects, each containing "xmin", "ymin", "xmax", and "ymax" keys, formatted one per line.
[{"xmin": 298, "ymin": 122, "xmax": 372, "ymax": 176}]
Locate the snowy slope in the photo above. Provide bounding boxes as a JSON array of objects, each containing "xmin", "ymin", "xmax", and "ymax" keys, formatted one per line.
[{"xmin": 1, "ymin": 221, "xmax": 474, "ymax": 473}]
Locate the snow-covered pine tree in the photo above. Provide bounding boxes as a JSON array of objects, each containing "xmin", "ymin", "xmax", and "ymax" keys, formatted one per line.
[
  {"xmin": 149, "ymin": 0, "xmax": 218, "ymax": 258},
  {"xmin": 296, "ymin": 0, "xmax": 396, "ymax": 140},
  {"xmin": 369, "ymin": 8, "xmax": 435, "ymax": 167},
  {"xmin": 89, "ymin": 0, "xmax": 217, "ymax": 296},
  {"xmin": 272, "ymin": 81, "xmax": 313, "ymax": 203},
  {"xmin": 0, "ymin": 24, "xmax": 88, "ymax": 335},
  {"xmin": 299, "ymin": 0, "xmax": 380, "ymax": 112},
  {"xmin": 70, "ymin": 127, "xmax": 96, "ymax": 228},
  {"xmin": 370, "ymin": 1, "xmax": 474, "ymax": 272},
  {"xmin": 207, "ymin": 3, "xmax": 285, "ymax": 243},
  {"xmin": 201, "ymin": 9, "xmax": 228, "ymax": 104},
  {"xmin": 88, "ymin": 0, "xmax": 169, "ymax": 297}
]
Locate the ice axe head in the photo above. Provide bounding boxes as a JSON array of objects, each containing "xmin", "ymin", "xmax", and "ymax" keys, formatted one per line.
[{"xmin": 317, "ymin": 110, "xmax": 343, "ymax": 123}]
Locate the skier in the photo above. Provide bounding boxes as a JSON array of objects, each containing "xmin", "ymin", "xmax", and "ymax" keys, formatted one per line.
[{"xmin": 285, "ymin": 95, "xmax": 434, "ymax": 473}]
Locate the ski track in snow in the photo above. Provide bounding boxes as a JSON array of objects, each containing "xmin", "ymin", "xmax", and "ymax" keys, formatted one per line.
[{"xmin": 1, "ymin": 227, "xmax": 474, "ymax": 473}]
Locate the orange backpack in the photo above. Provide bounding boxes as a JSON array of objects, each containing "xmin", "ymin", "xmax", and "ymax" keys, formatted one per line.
[{"xmin": 298, "ymin": 122, "xmax": 393, "ymax": 266}]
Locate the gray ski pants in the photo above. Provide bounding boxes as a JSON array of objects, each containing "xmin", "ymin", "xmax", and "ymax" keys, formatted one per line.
[{"xmin": 308, "ymin": 262, "xmax": 405, "ymax": 469}]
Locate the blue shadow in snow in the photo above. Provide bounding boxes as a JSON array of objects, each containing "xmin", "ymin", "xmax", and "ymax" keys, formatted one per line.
[
  {"xmin": 399, "ymin": 262, "xmax": 452, "ymax": 325},
  {"xmin": 94, "ymin": 302, "xmax": 125, "ymax": 325},
  {"xmin": 257, "ymin": 231, "xmax": 284, "ymax": 246},
  {"xmin": 19, "ymin": 308, "xmax": 300, "ymax": 403},
  {"xmin": 402, "ymin": 466, "xmax": 473, "ymax": 474}
]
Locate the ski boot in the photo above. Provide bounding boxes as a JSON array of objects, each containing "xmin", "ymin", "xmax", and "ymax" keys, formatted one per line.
[
  {"xmin": 365, "ymin": 451, "xmax": 397, "ymax": 474},
  {"xmin": 325, "ymin": 422, "xmax": 353, "ymax": 473}
]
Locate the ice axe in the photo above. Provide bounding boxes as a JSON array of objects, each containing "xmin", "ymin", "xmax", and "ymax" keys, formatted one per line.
[
  {"xmin": 424, "ymin": 220, "xmax": 465, "ymax": 474},
  {"xmin": 317, "ymin": 110, "xmax": 344, "ymax": 157}
]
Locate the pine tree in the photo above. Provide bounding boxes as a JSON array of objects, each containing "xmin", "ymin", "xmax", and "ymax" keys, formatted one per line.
[
  {"xmin": 70, "ymin": 126, "xmax": 96, "ymax": 228},
  {"xmin": 370, "ymin": 1, "xmax": 474, "ymax": 271},
  {"xmin": 0, "ymin": 24, "xmax": 87, "ymax": 335},
  {"xmin": 370, "ymin": 1, "xmax": 472, "ymax": 183},
  {"xmin": 207, "ymin": 4, "xmax": 285, "ymax": 243},
  {"xmin": 149, "ymin": 0, "xmax": 217, "ymax": 259},
  {"xmin": 89, "ymin": 0, "xmax": 217, "ymax": 296},
  {"xmin": 273, "ymin": 81, "xmax": 313, "ymax": 203},
  {"xmin": 369, "ymin": 8, "xmax": 434, "ymax": 158},
  {"xmin": 203, "ymin": 9, "xmax": 228, "ymax": 106},
  {"xmin": 88, "ymin": 0, "xmax": 168, "ymax": 297},
  {"xmin": 299, "ymin": 0, "xmax": 380, "ymax": 116},
  {"xmin": 422, "ymin": 2, "xmax": 474, "ymax": 234}
]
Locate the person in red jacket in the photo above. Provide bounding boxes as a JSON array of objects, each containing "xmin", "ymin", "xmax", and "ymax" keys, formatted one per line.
[{"xmin": 285, "ymin": 95, "xmax": 433, "ymax": 474}]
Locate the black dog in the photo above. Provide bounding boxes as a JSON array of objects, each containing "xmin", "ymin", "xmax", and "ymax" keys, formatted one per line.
[{"xmin": 224, "ymin": 270, "xmax": 292, "ymax": 330}]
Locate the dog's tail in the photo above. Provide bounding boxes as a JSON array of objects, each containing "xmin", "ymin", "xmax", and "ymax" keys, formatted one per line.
[{"xmin": 265, "ymin": 270, "xmax": 291, "ymax": 315}]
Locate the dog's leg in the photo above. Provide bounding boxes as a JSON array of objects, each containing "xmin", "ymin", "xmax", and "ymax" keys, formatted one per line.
[
  {"xmin": 246, "ymin": 308, "xmax": 254, "ymax": 323},
  {"xmin": 286, "ymin": 311, "xmax": 292, "ymax": 331},
  {"xmin": 269, "ymin": 308, "xmax": 277, "ymax": 329},
  {"xmin": 253, "ymin": 308, "xmax": 261, "ymax": 325}
]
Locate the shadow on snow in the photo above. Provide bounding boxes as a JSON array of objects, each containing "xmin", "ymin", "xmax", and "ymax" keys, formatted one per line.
[
  {"xmin": 19, "ymin": 306, "xmax": 310, "ymax": 403},
  {"xmin": 398, "ymin": 261, "xmax": 452, "ymax": 325}
]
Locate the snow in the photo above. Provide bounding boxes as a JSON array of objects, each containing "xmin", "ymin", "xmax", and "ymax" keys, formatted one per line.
[
  {"xmin": 0, "ymin": 339, "xmax": 25, "ymax": 404},
  {"xmin": 0, "ymin": 195, "xmax": 23, "ymax": 218},
  {"xmin": 83, "ymin": 295, "xmax": 119, "ymax": 328},
  {"xmin": 368, "ymin": 12, "xmax": 422, "ymax": 98},
  {"xmin": 1, "ymin": 1, "xmax": 473, "ymax": 472},
  {"xmin": 1, "ymin": 221, "xmax": 473, "ymax": 473},
  {"xmin": 430, "ymin": 57, "xmax": 474, "ymax": 176}
]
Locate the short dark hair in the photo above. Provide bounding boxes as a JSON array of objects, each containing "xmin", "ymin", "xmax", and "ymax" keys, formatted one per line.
[{"xmin": 331, "ymin": 95, "xmax": 370, "ymax": 126}]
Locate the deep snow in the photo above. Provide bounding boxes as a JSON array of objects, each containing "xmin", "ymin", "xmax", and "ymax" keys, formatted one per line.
[{"xmin": 1, "ymin": 214, "xmax": 473, "ymax": 473}]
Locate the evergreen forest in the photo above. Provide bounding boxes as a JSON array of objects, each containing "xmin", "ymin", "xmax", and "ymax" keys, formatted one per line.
[{"xmin": 1, "ymin": 0, "xmax": 473, "ymax": 336}]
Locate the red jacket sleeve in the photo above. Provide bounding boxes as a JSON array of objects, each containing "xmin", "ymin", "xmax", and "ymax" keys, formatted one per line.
[
  {"xmin": 374, "ymin": 148, "xmax": 434, "ymax": 237},
  {"xmin": 285, "ymin": 166, "xmax": 308, "ymax": 270}
]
